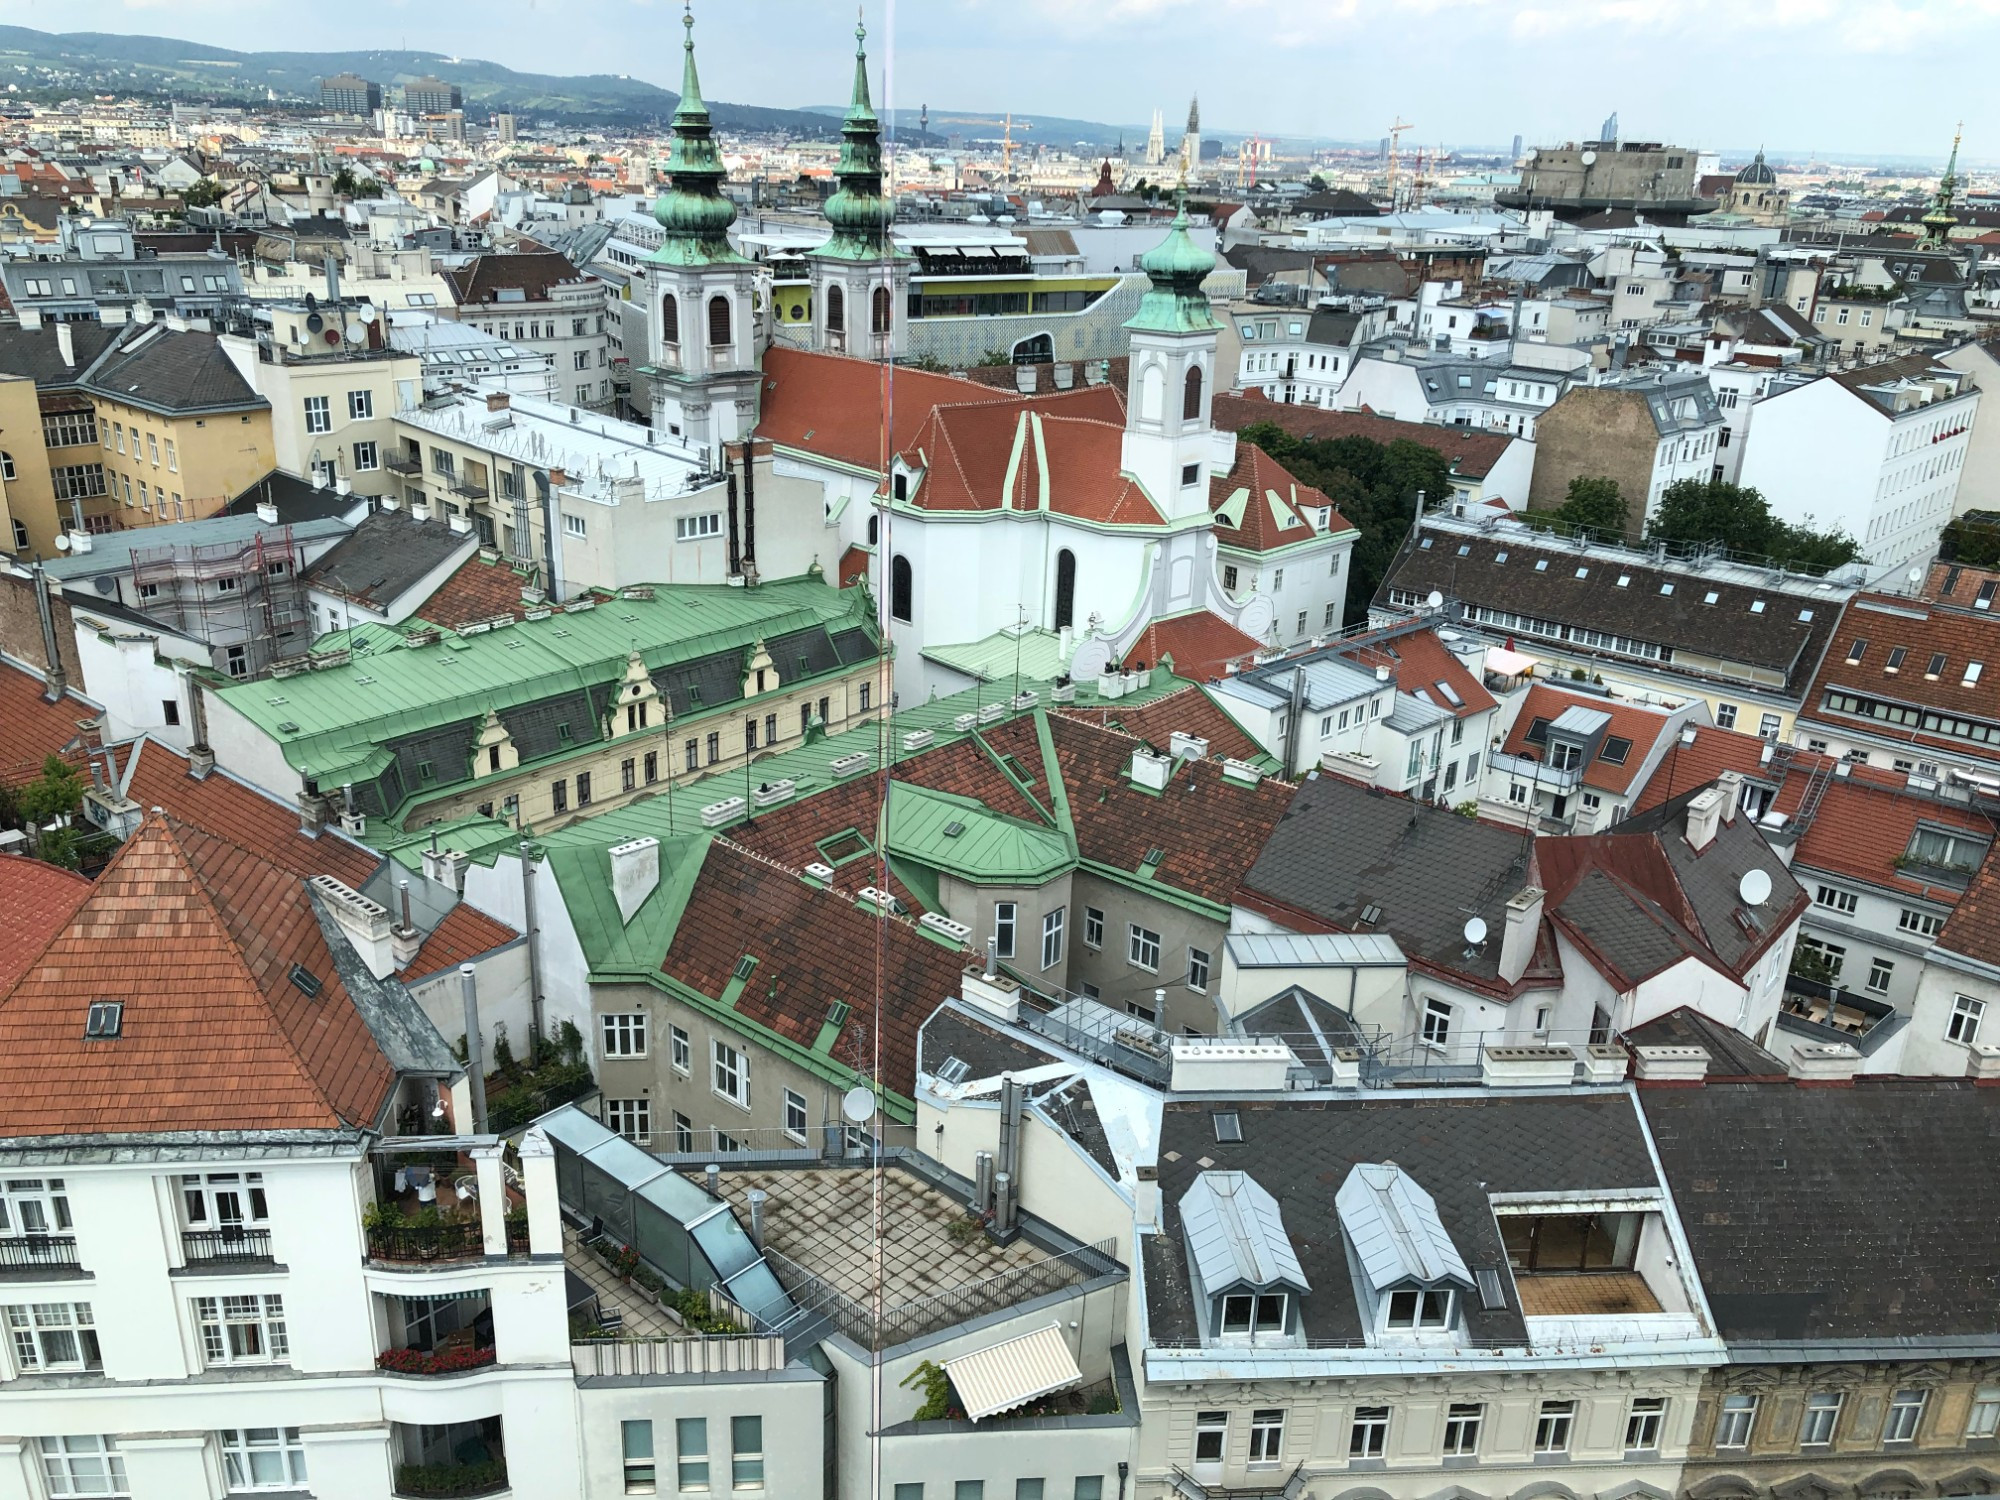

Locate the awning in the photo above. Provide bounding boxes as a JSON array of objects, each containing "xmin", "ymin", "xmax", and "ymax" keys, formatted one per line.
[
  {"xmin": 943, "ymin": 1322, "xmax": 1083, "ymax": 1422},
  {"xmin": 1485, "ymin": 645, "xmax": 1539, "ymax": 677}
]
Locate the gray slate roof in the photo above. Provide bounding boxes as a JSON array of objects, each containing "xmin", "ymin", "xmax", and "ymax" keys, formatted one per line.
[
  {"xmin": 0, "ymin": 321, "xmax": 119, "ymax": 387},
  {"xmin": 85, "ymin": 325, "xmax": 267, "ymax": 416},
  {"xmin": 1145, "ymin": 1093, "xmax": 1659, "ymax": 1346},
  {"xmin": 1642, "ymin": 1081, "xmax": 2000, "ymax": 1346},
  {"xmin": 300, "ymin": 508, "xmax": 475, "ymax": 609}
]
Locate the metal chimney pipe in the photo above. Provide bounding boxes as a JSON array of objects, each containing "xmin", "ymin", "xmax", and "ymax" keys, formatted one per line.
[
  {"xmin": 30, "ymin": 558, "xmax": 67, "ymax": 703},
  {"xmin": 746, "ymin": 1187, "xmax": 768, "ymax": 1249},
  {"xmin": 973, "ymin": 1149, "xmax": 995, "ymax": 1215},
  {"xmin": 995, "ymin": 1072, "xmax": 1023, "ymax": 1211},
  {"xmin": 984, "ymin": 935, "xmax": 999, "ymax": 980},
  {"xmin": 398, "ymin": 878, "xmax": 414, "ymax": 931},
  {"xmin": 704, "ymin": 1163, "xmax": 721, "ymax": 1199},
  {"xmin": 458, "ymin": 964, "xmax": 487, "ymax": 1133},
  {"xmin": 994, "ymin": 1170, "xmax": 1015, "ymax": 1236},
  {"xmin": 1154, "ymin": 988, "xmax": 1166, "ymax": 1021}
]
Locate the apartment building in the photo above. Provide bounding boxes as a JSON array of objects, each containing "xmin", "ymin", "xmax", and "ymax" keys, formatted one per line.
[
  {"xmin": 440, "ymin": 252, "xmax": 613, "ymax": 411},
  {"xmin": 1375, "ymin": 510, "xmax": 1858, "ymax": 745},
  {"xmin": 1486, "ymin": 680, "xmax": 1708, "ymax": 832},
  {"xmin": 1527, "ymin": 367, "xmax": 1725, "ymax": 532},
  {"xmin": 0, "ymin": 810, "xmax": 581, "ymax": 1500},
  {"xmin": 0, "ymin": 216, "xmax": 244, "ymax": 325},
  {"xmin": 1736, "ymin": 355, "xmax": 1978, "ymax": 584},
  {"xmin": 1228, "ymin": 299, "xmax": 1390, "ymax": 405}
]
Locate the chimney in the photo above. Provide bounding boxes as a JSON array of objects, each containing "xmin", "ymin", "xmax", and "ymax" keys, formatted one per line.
[
  {"xmin": 256, "ymin": 500, "xmax": 280, "ymax": 524},
  {"xmin": 1964, "ymin": 1042, "xmax": 2000, "ymax": 1082},
  {"xmin": 410, "ymin": 499, "xmax": 432, "ymax": 523},
  {"xmin": 1479, "ymin": 1045, "xmax": 1576, "ymax": 1089},
  {"xmin": 335, "ymin": 474, "xmax": 353, "ymax": 496},
  {"xmin": 1789, "ymin": 1042, "xmax": 1862, "ymax": 1085},
  {"xmin": 459, "ymin": 964, "xmax": 488, "ymax": 1130},
  {"xmin": 1684, "ymin": 786, "xmax": 1725, "ymax": 851},
  {"xmin": 55, "ymin": 320, "xmax": 75, "ymax": 369},
  {"xmin": 704, "ymin": 1163, "xmax": 721, "ymax": 1198},
  {"xmin": 1714, "ymin": 769, "xmax": 1744, "ymax": 824},
  {"xmin": 486, "ymin": 391, "xmax": 511, "ymax": 412},
  {"xmin": 993, "ymin": 1073, "xmax": 1025, "ymax": 1237},
  {"xmin": 1498, "ymin": 887, "xmax": 1545, "ymax": 984},
  {"xmin": 1129, "ymin": 746, "xmax": 1171, "ymax": 791},
  {"xmin": 310, "ymin": 875, "xmax": 396, "ymax": 978},
  {"xmin": 30, "ymin": 558, "xmax": 67, "ymax": 703},
  {"xmin": 183, "ymin": 671, "xmax": 215, "ymax": 777},
  {"xmin": 972, "ymin": 1150, "xmax": 995, "ymax": 1215},
  {"xmin": 391, "ymin": 878, "xmax": 422, "ymax": 967},
  {"xmin": 746, "ymin": 1188, "xmax": 768, "ymax": 1249},
  {"xmin": 609, "ymin": 836, "xmax": 660, "ymax": 923},
  {"xmin": 1633, "ymin": 1044, "xmax": 1710, "ymax": 1083}
]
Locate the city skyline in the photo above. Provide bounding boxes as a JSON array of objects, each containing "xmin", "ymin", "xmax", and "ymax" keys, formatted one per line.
[{"xmin": 0, "ymin": 0, "xmax": 1986, "ymax": 161}]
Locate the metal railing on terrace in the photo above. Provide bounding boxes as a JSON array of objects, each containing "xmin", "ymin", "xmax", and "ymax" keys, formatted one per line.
[{"xmin": 570, "ymin": 1332, "xmax": 786, "ymax": 1377}]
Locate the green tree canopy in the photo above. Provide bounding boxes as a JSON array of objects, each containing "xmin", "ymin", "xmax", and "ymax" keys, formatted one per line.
[
  {"xmin": 1647, "ymin": 477, "xmax": 1860, "ymax": 573},
  {"xmin": 1552, "ymin": 475, "xmax": 1628, "ymax": 536},
  {"xmin": 19, "ymin": 755, "xmax": 84, "ymax": 827},
  {"xmin": 182, "ymin": 178, "xmax": 226, "ymax": 208}
]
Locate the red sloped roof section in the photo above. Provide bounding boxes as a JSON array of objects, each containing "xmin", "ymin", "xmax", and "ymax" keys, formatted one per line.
[{"xmin": 0, "ymin": 855, "xmax": 91, "ymax": 996}]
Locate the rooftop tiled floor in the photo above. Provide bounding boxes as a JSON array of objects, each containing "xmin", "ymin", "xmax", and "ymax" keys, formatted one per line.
[
  {"xmin": 719, "ymin": 1166, "xmax": 1049, "ymax": 1307},
  {"xmin": 1517, "ymin": 1270, "xmax": 1662, "ymax": 1317},
  {"xmin": 563, "ymin": 1224, "xmax": 675, "ymax": 1337}
]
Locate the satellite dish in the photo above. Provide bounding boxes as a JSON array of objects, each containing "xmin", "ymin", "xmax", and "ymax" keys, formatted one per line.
[
  {"xmin": 306, "ymin": 311, "xmax": 324, "ymax": 332},
  {"xmin": 54, "ymin": 534, "xmax": 70, "ymax": 551},
  {"xmin": 1426, "ymin": 589, "xmax": 1445, "ymax": 611},
  {"xmin": 324, "ymin": 326, "xmax": 342, "ymax": 345},
  {"xmin": 1739, "ymin": 868, "xmax": 1772, "ymax": 907},
  {"xmin": 1580, "ymin": 150, "xmax": 1598, "ymax": 166},
  {"xmin": 1464, "ymin": 915, "xmax": 1489, "ymax": 947},
  {"xmin": 358, "ymin": 304, "xmax": 379, "ymax": 324},
  {"xmin": 840, "ymin": 1086, "xmax": 876, "ymax": 1124}
]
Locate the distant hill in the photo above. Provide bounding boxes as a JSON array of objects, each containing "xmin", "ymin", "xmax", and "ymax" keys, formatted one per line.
[{"xmin": 0, "ymin": 25, "xmax": 834, "ymax": 131}]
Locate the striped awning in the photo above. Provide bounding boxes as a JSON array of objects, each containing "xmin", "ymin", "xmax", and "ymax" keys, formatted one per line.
[{"xmin": 943, "ymin": 1322, "xmax": 1082, "ymax": 1422}]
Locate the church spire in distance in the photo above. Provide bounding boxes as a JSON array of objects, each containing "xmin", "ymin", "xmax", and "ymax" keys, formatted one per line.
[{"xmin": 1922, "ymin": 123, "xmax": 1964, "ymax": 248}]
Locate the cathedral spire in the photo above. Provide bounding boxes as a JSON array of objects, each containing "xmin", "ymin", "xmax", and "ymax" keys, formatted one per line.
[
  {"xmin": 816, "ymin": 13, "xmax": 900, "ymax": 262},
  {"xmin": 650, "ymin": 3, "xmax": 745, "ymax": 265},
  {"xmin": 1922, "ymin": 123, "xmax": 1963, "ymax": 248}
]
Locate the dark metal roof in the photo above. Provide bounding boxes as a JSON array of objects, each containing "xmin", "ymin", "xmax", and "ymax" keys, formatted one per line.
[
  {"xmin": 1642, "ymin": 1081, "xmax": 2000, "ymax": 1344},
  {"xmin": 225, "ymin": 469, "xmax": 363, "ymax": 524},
  {"xmin": 299, "ymin": 509, "xmax": 474, "ymax": 609},
  {"xmin": 1145, "ymin": 1093, "xmax": 1659, "ymax": 1346},
  {"xmin": 1624, "ymin": 1006, "xmax": 1786, "ymax": 1077},
  {"xmin": 0, "ymin": 322, "xmax": 119, "ymax": 389},
  {"xmin": 85, "ymin": 326, "xmax": 267, "ymax": 416}
]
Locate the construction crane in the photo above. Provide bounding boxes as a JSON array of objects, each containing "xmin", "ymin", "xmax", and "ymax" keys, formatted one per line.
[
  {"xmin": 956, "ymin": 114, "xmax": 1034, "ymax": 180},
  {"xmin": 1386, "ymin": 117, "xmax": 1413, "ymax": 208}
]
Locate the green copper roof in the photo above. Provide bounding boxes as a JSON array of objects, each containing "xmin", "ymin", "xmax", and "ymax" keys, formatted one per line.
[
  {"xmin": 883, "ymin": 784, "xmax": 1072, "ymax": 884},
  {"xmin": 216, "ymin": 573, "xmax": 868, "ymax": 787},
  {"xmin": 649, "ymin": 7, "xmax": 748, "ymax": 265},
  {"xmin": 812, "ymin": 18, "xmax": 906, "ymax": 263},
  {"xmin": 921, "ymin": 628, "xmax": 1071, "ymax": 684},
  {"xmin": 1124, "ymin": 203, "xmax": 1220, "ymax": 335}
]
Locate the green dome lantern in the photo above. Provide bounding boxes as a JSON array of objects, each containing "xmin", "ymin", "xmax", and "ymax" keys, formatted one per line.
[
  {"xmin": 1125, "ymin": 201, "xmax": 1220, "ymax": 335},
  {"xmin": 812, "ymin": 17, "xmax": 904, "ymax": 263}
]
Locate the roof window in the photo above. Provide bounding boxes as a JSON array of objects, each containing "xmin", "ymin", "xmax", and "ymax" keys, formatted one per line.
[
  {"xmin": 1886, "ymin": 646, "xmax": 1907, "ymax": 673},
  {"xmin": 288, "ymin": 965, "xmax": 322, "ymax": 999},
  {"xmin": 1495, "ymin": 551, "xmax": 1509, "ymax": 564},
  {"xmin": 1574, "ymin": 567, "xmax": 1589, "ymax": 579},
  {"xmin": 1749, "ymin": 600, "xmax": 1766, "ymax": 614},
  {"xmin": 1420, "ymin": 537, "xmax": 1434, "ymax": 549},
  {"xmin": 1660, "ymin": 583, "xmax": 1674, "ymax": 596},
  {"xmin": 1798, "ymin": 609, "xmax": 1814, "ymax": 622},
  {"xmin": 1534, "ymin": 559, "xmax": 1549, "ymax": 572},
  {"xmin": 1847, "ymin": 638, "xmax": 1868, "ymax": 663},
  {"xmin": 1965, "ymin": 661, "xmax": 1984, "ymax": 687},
  {"xmin": 84, "ymin": 1000, "xmax": 122, "ymax": 1040},
  {"xmin": 1600, "ymin": 736, "xmax": 1633, "ymax": 765},
  {"xmin": 1704, "ymin": 591, "xmax": 1719, "ymax": 605},
  {"xmin": 1616, "ymin": 575, "xmax": 1631, "ymax": 588},
  {"xmin": 1213, "ymin": 1111, "xmax": 1243, "ymax": 1144},
  {"xmin": 1927, "ymin": 652, "xmax": 1947, "ymax": 679}
]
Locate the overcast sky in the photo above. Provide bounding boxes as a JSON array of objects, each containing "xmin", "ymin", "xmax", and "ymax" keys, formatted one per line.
[{"xmin": 6, "ymin": 0, "xmax": 1988, "ymax": 162}]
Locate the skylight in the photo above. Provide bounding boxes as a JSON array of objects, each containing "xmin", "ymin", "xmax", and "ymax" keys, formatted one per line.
[
  {"xmin": 84, "ymin": 1000, "xmax": 122, "ymax": 1040},
  {"xmin": 1213, "ymin": 1111, "xmax": 1243, "ymax": 1144}
]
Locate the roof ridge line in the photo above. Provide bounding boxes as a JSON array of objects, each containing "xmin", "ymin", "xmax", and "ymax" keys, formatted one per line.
[{"xmin": 710, "ymin": 835, "xmax": 938, "ymax": 939}]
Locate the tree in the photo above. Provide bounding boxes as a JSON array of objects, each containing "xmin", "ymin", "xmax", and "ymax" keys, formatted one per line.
[
  {"xmin": 19, "ymin": 755, "xmax": 84, "ymax": 828},
  {"xmin": 1647, "ymin": 477, "xmax": 1860, "ymax": 573},
  {"xmin": 332, "ymin": 167, "xmax": 357, "ymax": 195},
  {"xmin": 1309, "ymin": 173, "xmax": 1330, "ymax": 192},
  {"xmin": 351, "ymin": 178, "xmax": 384, "ymax": 200},
  {"xmin": 1529, "ymin": 475, "xmax": 1628, "ymax": 537},
  {"xmin": 182, "ymin": 177, "xmax": 226, "ymax": 209}
]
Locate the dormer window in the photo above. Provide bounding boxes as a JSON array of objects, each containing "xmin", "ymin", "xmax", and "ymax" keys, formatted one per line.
[
  {"xmin": 1386, "ymin": 1287, "xmax": 1454, "ymax": 1329},
  {"xmin": 1220, "ymin": 1292, "xmax": 1288, "ymax": 1335},
  {"xmin": 1179, "ymin": 1170, "xmax": 1310, "ymax": 1348}
]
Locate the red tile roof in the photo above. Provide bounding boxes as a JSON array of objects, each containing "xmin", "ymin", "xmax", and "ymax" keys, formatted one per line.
[
  {"xmin": 417, "ymin": 554, "xmax": 533, "ymax": 629},
  {"xmin": 896, "ymin": 393, "xmax": 1141, "ymax": 520},
  {"xmin": 1343, "ymin": 626, "xmax": 1497, "ymax": 719},
  {"xmin": 758, "ymin": 348, "xmax": 1014, "ymax": 474},
  {"xmin": 405, "ymin": 903, "xmax": 521, "ymax": 978},
  {"xmin": 1501, "ymin": 684, "xmax": 1680, "ymax": 795},
  {"xmin": 659, "ymin": 840, "xmax": 968, "ymax": 1096},
  {"xmin": 1921, "ymin": 559, "xmax": 2000, "ymax": 608},
  {"xmin": 0, "ymin": 855, "xmax": 91, "ymax": 996},
  {"xmin": 1213, "ymin": 392, "xmax": 1517, "ymax": 479},
  {"xmin": 0, "ymin": 666, "xmax": 92, "ymax": 789},
  {"xmin": 1057, "ymin": 683, "xmax": 1267, "ymax": 763},
  {"xmin": 1118, "ymin": 614, "xmax": 1264, "ymax": 683},
  {"xmin": 0, "ymin": 814, "xmax": 396, "ymax": 1135},
  {"xmin": 1800, "ymin": 593, "xmax": 2000, "ymax": 762},
  {"xmin": 1937, "ymin": 851, "xmax": 2000, "ymax": 966},
  {"xmin": 1209, "ymin": 440, "xmax": 1349, "ymax": 553}
]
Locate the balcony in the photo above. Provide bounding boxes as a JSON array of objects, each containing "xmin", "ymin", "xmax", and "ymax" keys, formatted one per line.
[
  {"xmin": 385, "ymin": 452, "xmax": 423, "ymax": 475},
  {"xmin": 182, "ymin": 1227, "xmax": 275, "ymax": 1267},
  {"xmin": 393, "ymin": 1418, "xmax": 507, "ymax": 1499},
  {"xmin": 0, "ymin": 1234, "xmax": 82, "ymax": 1276},
  {"xmin": 449, "ymin": 476, "xmax": 489, "ymax": 501},
  {"xmin": 366, "ymin": 1148, "xmax": 531, "ymax": 1267},
  {"xmin": 378, "ymin": 1290, "xmax": 497, "ymax": 1376}
]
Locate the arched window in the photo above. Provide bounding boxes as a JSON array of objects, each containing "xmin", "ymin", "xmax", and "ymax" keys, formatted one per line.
[
  {"xmin": 872, "ymin": 285, "xmax": 892, "ymax": 335},
  {"xmin": 890, "ymin": 554, "xmax": 913, "ymax": 624},
  {"xmin": 0, "ymin": 450, "xmax": 14, "ymax": 481},
  {"xmin": 867, "ymin": 514, "xmax": 879, "ymax": 546},
  {"xmin": 1054, "ymin": 548, "xmax": 1076, "ymax": 631},
  {"xmin": 660, "ymin": 294, "xmax": 679, "ymax": 346},
  {"xmin": 826, "ymin": 284, "xmax": 845, "ymax": 334},
  {"xmin": 1139, "ymin": 363, "xmax": 1164, "ymax": 421},
  {"xmin": 1183, "ymin": 364, "xmax": 1204, "ymax": 422},
  {"xmin": 707, "ymin": 294, "xmax": 731, "ymax": 347}
]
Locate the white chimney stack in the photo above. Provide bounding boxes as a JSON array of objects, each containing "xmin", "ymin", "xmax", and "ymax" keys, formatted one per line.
[
  {"xmin": 55, "ymin": 321, "xmax": 74, "ymax": 369},
  {"xmin": 308, "ymin": 874, "xmax": 396, "ymax": 978},
  {"xmin": 609, "ymin": 836, "xmax": 660, "ymax": 923},
  {"xmin": 1788, "ymin": 1042, "xmax": 1862, "ymax": 1084},
  {"xmin": 1130, "ymin": 747, "xmax": 1172, "ymax": 790},
  {"xmin": 1684, "ymin": 786, "xmax": 1725, "ymax": 851},
  {"xmin": 1498, "ymin": 886, "xmax": 1545, "ymax": 984},
  {"xmin": 1634, "ymin": 1045, "xmax": 1710, "ymax": 1083},
  {"xmin": 1714, "ymin": 769, "xmax": 1743, "ymax": 824}
]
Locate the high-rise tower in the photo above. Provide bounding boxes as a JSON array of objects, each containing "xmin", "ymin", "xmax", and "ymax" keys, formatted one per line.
[
  {"xmin": 807, "ymin": 18, "xmax": 912, "ymax": 361},
  {"xmin": 643, "ymin": 6, "xmax": 762, "ymax": 461}
]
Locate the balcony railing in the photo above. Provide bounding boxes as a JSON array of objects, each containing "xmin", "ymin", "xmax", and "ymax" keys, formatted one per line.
[
  {"xmin": 366, "ymin": 1216, "xmax": 487, "ymax": 1265},
  {"xmin": 385, "ymin": 453, "xmax": 423, "ymax": 475},
  {"xmin": 0, "ymin": 1234, "xmax": 81, "ymax": 1271},
  {"xmin": 449, "ymin": 477, "xmax": 489, "ymax": 500},
  {"xmin": 182, "ymin": 1228, "xmax": 274, "ymax": 1265},
  {"xmin": 570, "ymin": 1332, "xmax": 785, "ymax": 1377},
  {"xmin": 377, "ymin": 1343, "xmax": 498, "ymax": 1377}
]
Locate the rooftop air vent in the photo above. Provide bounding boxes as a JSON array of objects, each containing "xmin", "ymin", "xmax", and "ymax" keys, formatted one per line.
[{"xmin": 288, "ymin": 964, "xmax": 322, "ymax": 998}]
